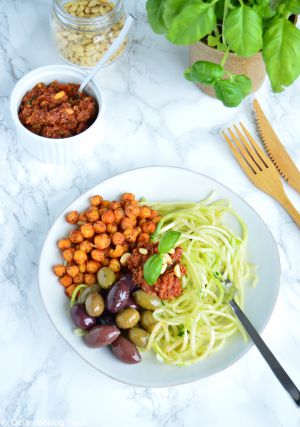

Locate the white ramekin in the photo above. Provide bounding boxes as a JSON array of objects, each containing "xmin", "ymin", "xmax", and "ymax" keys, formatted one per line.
[{"xmin": 10, "ymin": 65, "xmax": 104, "ymax": 163}]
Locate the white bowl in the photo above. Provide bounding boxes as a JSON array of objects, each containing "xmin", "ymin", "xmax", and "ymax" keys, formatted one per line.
[
  {"xmin": 10, "ymin": 65, "xmax": 104, "ymax": 163},
  {"xmin": 39, "ymin": 166, "xmax": 281, "ymax": 387}
]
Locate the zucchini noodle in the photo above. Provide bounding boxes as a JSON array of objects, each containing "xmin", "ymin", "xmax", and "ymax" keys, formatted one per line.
[{"xmin": 142, "ymin": 194, "xmax": 255, "ymax": 366}]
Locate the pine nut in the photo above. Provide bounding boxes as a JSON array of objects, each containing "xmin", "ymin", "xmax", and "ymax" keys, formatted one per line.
[
  {"xmin": 164, "ymin": 254, "xmax": 173, "ymax": 265},
  {"xmin": 53, "ymin": 91, "xmax": 65, "ymax": 100},
  {"xmin": 139, "ymin": 248, "xmax": 148, "ymax": 255},
  {"xmin": 120, "ymin": 252, "xmax": 131, "ymax": 266},
  {"xmin": 174, "ymin": 264, "xmax": 181, "ymax": 278},
  {"xmin": 169, "ymin": 248, "xmax": 175, "ymax": 255},
  {"xmin": 161, "ymin": 263, "xmax": 167, "ymax": 275}
]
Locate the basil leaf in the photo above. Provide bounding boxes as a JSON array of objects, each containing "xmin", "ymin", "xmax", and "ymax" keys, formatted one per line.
[
  {"xmin": 143, "ymin": 254, "xmax": 163, "ymax": 285},
  {"xmin": 166, "ymin": 1, "xmax": 216, "ymax": 45},
  {"xmin": 232, "ymin": 75, "xmax": 252, "ymax": 97},
  {"xmin": 286, "ymin": 0, "xmax": 300, "ymax": 14},
  {"xmin": 146, "ymin": 0, "xmax": 167, "ymax": 34},
  {"xmin": 158, "ymin": 230, "xmax": 181, "ymax": 254},
  {"xmin": 263, "ymin": 19, "xmax": 300, "ymax": 92},
  {"xmin": 163, "ymin": 0, "xmax": 187, "ymax": 28},
  {"xmin": 184, "ymin": 61, "xmax": 224, "ymax": 85},
  {"xmin": 224, "ymin": 6, "xmax": 263, "ymax": 57},
  {"xmin": 214, "ymin": 79, "xmax": 245, "ymax": 107}
]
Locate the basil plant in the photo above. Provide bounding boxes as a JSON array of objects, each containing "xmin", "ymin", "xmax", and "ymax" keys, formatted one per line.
[{"xmin": 146, "ymin": 0, "xmax": 300, "ymax": 107}]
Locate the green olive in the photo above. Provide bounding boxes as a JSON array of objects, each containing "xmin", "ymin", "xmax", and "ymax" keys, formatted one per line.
[
  {"xmin": 97, "ymin": 267, "xmax": 116, "ymax": 289},
  {"xmin": 140, "ymin": 310, "xmax": 157, "ymax": 332},
  {"xmin": 78, "ymin": 284, "xmax": 99, "ymax": 304},
  {"xmin": 133, "ymin": 290, "xmax": 161, "ymax": 310},
  {"xmin": 115, "ymin": 308, "xmax": 140, "ymax": 329},
  {"xmin": 85, "ymin": 292, "xmax": 104, "ymax": 317},
  {"xmin": 128, "ymin": 327, "xmax": 150, "ymax": 349}
]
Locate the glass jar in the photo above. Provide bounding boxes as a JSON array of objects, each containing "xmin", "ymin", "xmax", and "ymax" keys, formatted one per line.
[{"xmin": 51, "ymin": 0, "xmax": 128, "ymax": 68}]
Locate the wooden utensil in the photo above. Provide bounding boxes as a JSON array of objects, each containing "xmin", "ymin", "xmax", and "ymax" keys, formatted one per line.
[{"xmin": 222, "ymin": 123, "xmax": 300, "ymax": 228}]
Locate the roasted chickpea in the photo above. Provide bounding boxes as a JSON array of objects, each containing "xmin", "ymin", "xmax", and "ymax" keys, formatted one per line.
[
  {"xmin": 109, "ymin": 259, "xmax": 121, "ymax": 272},
  {"xmin": 60, "ymin": 274, "xmax": 73, "ymax": 287},
  {"xmin": 80, "ymin": 223, "xmax": 95, "ymax": 239},
  {"xmin": 101, "ymin": 200, "xmax": 111, "ymax": 208},
  {"xmin": 94, "ymin": 234, "xmax": 111, "ymax": 250},
  {"xmin": 87, "ymin": 260, "xmax": 101, "ymax": 273},
  {"xmin": 125, "ymin": 204, "xmax": 140, "ymax": 218},
  {"xmin": 149, "ymin": 209, "xmax": 159, "ymax": 220},
  {"xmin": 73, "ymin": 272, "xmax": 84, "ymax": 284},
  {"xmin": 123, "ymin": 243, "xmax": 129, "ymax": 253},
  {"xmin": 142, "ymin": 221, "xmax": 156, "ymax": 234},
  {"xmin": 101, "ymin": 209, "xmax": 115, "ymax": 224},
  {"xmin": 57, "ymin": 238, "xmax": 72, "ymax": 250},
  {"xmin": 106, "ymin": 223, "xmax": 117, "ymax": 234},
  {"xmin": 66, "ymin": 264, "xmax": 80, "ymax": 278},
  {"xmin": 139, "ymin": 218, "xmax": 146, "ymax": 227},
  {"xmin": 108, "ymin": 245, "xmax": 124, "ymax": 259},
  {"xmin": 102, "ymin": 257, "xmax": 110, "ymax": 267},
  {"xmin": 121, "ymin": 193, "xmax": 135, "ymax": 203},
  {"xmin": 69, "ymin": 229, "xmax": 84, "ymax": 244},
  {"xmin": 139, "ymin": 206, "xmax": 151, "ymax": 219},
  {"xmin": 79, "ymin": 263, "xmax": 87, "ymax": 273},
  {"xmin": 93, "ymin": 221, "xmax": 106, "ymax": 234},
  {"xmin": 110, "ymin": 201, "xmax": 121, "ymax": 210},
  {"xmin": 138, "ymin": 232, "xmax": 150, "ymax": 243},
  {"xmin": 65, "ymin": 284, "xmax": 76, "ymax": 299},
  {"xmin": 152, "ymin": 216, "xmax": 161, "ymax": 224},
  {"xmin": 114, "ymin": 207, "xmax": 125, "ymax": 224},
  {"xmin": 78, "ymin": 212, "xmax": 87, "ymax": 222},
  {"xmin": 66, "ymin": 210, "xmax": 79, "ymax": 224},
  {"xmin": 53, "ymin": 264, "xmax": 66, "ymax": 277},
  {"xmin": 120, "ymin": 217, "xmax": 136, "ymax": 230},
  {"xmin": 62, "ymin": 248, "xmax": 75, "ymax": 263},
  {"xmin": 79, "ymin": 240, "xmax": 93, "ymax": 253},
  {"xmin": 98, "ymin": 207, "xmax": 108, "ymax": 216},
  {"xmin": 86, "ymin": 207, "xmax": 100, "ymax": 222},
  {"xmin": 124, "ymin": 228, "xmax": 139, "ymax": 243},
  {"xmin": 73, "ymin": 250, "xmax": 88, "ymax": 265},
  {"xmin": 85, "ymin": 273, "xmax": 97, "ymax": 285},
  {"xmin": 90, "ymin": 195, "xmax": 103, "ymax": 206},
  {"xmin": 112, "ymin": 232, "xmax": 125, "ymax": 246},
  {"xmin": 91, "ymin": 249, "xmax": 105, "ymax": 262}
]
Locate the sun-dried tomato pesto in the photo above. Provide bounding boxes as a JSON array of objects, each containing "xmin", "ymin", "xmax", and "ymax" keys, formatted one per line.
[{"xmin": 18, "ymin": 81, "xmax": 98, "ymax": 138}]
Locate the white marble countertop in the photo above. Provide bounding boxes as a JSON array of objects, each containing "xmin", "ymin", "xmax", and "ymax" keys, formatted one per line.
[{"xmin": 1, "ymin": 0, "xmax": 300, "ymax": 426}]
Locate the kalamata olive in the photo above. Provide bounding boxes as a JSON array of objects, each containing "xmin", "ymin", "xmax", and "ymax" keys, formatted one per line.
[
  {"xmin": 140, "ymin": 310, "xmax": 157, "ymax": 332},
  {"xmin": 70, "ymin": 303, "xmax": 96, "ymax": 330},
  {"xmin": 111, "ymin": 336, "xmax": 141, "ymax": 364},
  {"xmin": 78, "ymin": 284, "xmax": 99, "ymax": 304},
  {"xmin": 133, "ymin": 290, "xmax": 161, "ymax": 310},
  {"xmin": 115, "ymin": 308, "xmax": 140, "ymax": 329},
  {"xmin": 97, "ymin": 267, "xmax": 116, "ymax": 289},
  {"xmin": 85, "ymin": 292, "xmax": 105, "ymax": 317},
  {"xmin": 118, "ymin": 273, "xmax": 138, "ymax": 292},
  {"xmin": 128, "ymin": 327, "xmax": 149, "ymax": 349},
  {"xmin": 96, "ymin": 310, "xmax": 116, "ymax": 325},
  {"xmin": 106, "ymin": 277, "xmax": 132, "ymax": 313},
  {"xmin": 84, "ymin": 325, "xmax": 120, "ymax": 348}
]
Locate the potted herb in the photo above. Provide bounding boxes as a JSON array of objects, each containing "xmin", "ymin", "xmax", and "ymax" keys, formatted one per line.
[{"xmin": 146, "ymin": 0, "xmax": 300, "ymax": 107}]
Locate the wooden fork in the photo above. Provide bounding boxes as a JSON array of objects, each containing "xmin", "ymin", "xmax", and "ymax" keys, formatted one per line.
[{"xmin": 222, "ymin": 123, "xmax": 300, "ymax": 228}]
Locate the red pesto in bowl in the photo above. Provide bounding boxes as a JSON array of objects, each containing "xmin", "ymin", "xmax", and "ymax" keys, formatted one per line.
[{"xmin": 18, "ymin": 81, "xmax": 98, "ymax": 139}]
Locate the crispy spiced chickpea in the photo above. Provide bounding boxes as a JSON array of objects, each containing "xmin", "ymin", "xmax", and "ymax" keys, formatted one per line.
[
  {"xmin": 80, "ymin": 223, "xmax": 95, "ymax": 239},
  {"xmin": 69, "ymin": 229, "xmax": 84, "ymax": 244},
  {"xmin": 139, "ymin": 206, "xmax": 151, "ymax": 219},
  {"xmin": 73, "ymin": 272, "xmax": 84, "ymax": 284},
  {"xmin": 60, "ymin": 274, "xmax": 73, "ymax": 287},
  {"xmin": 78, "ymin": 212, "xmax": 87, "ymax": 222},
  {"xmin": 94, "ymin": 234, "xmax": 111, "ymax": 250},
  {"xmin": 66, "ymin": 264, "xmax": 80, "ymax": 278},
  {"xmin": 101, "ymin": 209, "xmax": 115, "ymax": 224},
  {"xmin": 139, "ymin": 218, "xmax": 146, "ymax": 227},
  {"xmin": 120, "ymin": 217, "xmax": 136, "ymax": 230},
  {"xmin": 93, "ymin": 221, "xmax": 106, "ymax": 234},
  {"xmin": 125, "ymin": 204, "xmax": 140, "ymax": 218},
  {"xmin": 114, "ymin": 207, "xmax": 125, "ymax": 224},
  {"xmin": 74, "ymin": 250, "xmax": 88, "ymax": 265},
  {"xmin": 121, "ymin": 193, "xmax": 135, "ymax": 203},
  {"xmin": 149, "ymin": 209, "xmax": 159, "ymax": 220},
  {"xmin": 123, "ymin": 243, "xmax": 129, "ymax": 253},
  {"xmin": 57, "ymin": 238, "xmax": 72, "ymax": 250},
  {"xmin": 106, "ymin": 223, "xmax": 117, "ymax": 234},
  {"xmin": 85, "ymin": 273, "xmax": 97, "ymax": 285},
  {"xmin": 66, "ymin": 210, "xmax": 79, "ymax": 224},
  {"xmin": 152, "ymin": 216, "xmax": 161, "ymax": 224},
  {"xmin": 86, "ymin": 207, "xmax": 100, "ymax": 223},
  {"xmin": 109, "ymin": 258, "xmax": 121, "ymax": 272},
  {"xmin": 98, "ymin": 207, "xmax": 108, "ymax": 216},
  {"xmin": 90, "ymin": 195, "xmax": 103, "ymax": 206},
  {"xmin": 112, "ymin": 232, "xmax": 125, "ymax": 246},
  {"xmin": 91, "ymin": 249, "xmax": 105, "ymax": 263},
  {"xmin": 102, "ymin": 257, "xmax": 110, "ymax": 267},
  {"xmin": 110, "ymin": 201, "xmax": 121, "ymax": 210},
  {"xmin": 142, "ymin": 221, "xmax": 156, "ymax": 234},
  {"xmin": 124, "ymin": 228, "xmax": 138, "ymax": 243},
  {"xmin": 79, "ymin": 240, "xmax": 93, "ymax": 253},
  {"xmin": 79, "ymin": 263, "xmax": 87, "ymax": 273},
  {"xmin": 87, "ymin": 260, "xmax": 101, "ymax": 273},
  {"xmin": 138, "ymin": 232, "xmax": 150, "ymax": 244},
  {"xmin": 102, "ymin": 200, "xmax": 111, "ymax": 208},
  {"xmin": 65, "ymin": 285, "xmax": 76, "ymax": 299},
  {"xmin": 53, "ymin": 264, "xmax": 66, "ymax": 277},
  {"xmin": 63, "ymin": 248, "xmax": 75, "ymax": 263},
  {"xmin": 108, "ymin": 245, "xmax": 124, "ymax": 259}
]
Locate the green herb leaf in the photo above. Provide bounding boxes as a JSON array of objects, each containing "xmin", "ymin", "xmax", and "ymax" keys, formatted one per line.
[
  {"xmin": 143, "ymin": 254, "xmax": 164, "ymax": 285},
  {"xmin": 163, "ymin": 0, "xmax": 187, "ymax": 29},
  {"xmin": 214, "ymin": 79, "xmax": 245, "ymax": 107},
  {"xmin": 146, "ymin": 0, "xmax": 167, "ymax": 34},
  {"xmin": 224, "ymin": 6, "xmax": 263, "ymax": 57},
  {"xmin": 263, "ymin": 19, "xmax": 300, "ymax": 92},
  {"xmin": 231, "ymin": 75, "xmax": 252, "ymax": 97},
  {"xmin": 158, "ymin": 230, "xmax": 181, "ymax": 254},
  {"xmin": 166, "ymin": 1, "xmax": 216, "ymax": 45},
  {"xmin": 286, "ymin": 0, "xmax": 300, "ymax": 14},
  {"xmin": 184, "ymin": 61, "xmax": 225, "ymax": 85}
]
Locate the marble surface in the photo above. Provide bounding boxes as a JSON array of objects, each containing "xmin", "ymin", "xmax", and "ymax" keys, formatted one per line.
[{"xmin": 1, "ymin": 0, "xmax": 300, "ymax": 426}]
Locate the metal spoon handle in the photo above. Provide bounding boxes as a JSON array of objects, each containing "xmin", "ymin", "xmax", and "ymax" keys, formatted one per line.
[
  {"xmin": 230, "ymin": 299, "xmax": 300, "ymax": 407},
  {"xmin": 79, "ymin": 14, "xmax": 134, "ymax": 93}
]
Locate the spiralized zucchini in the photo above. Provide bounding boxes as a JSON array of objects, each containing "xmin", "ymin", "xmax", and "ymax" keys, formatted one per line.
[{"xmin": 142, "ymin": 194, "xmax": 255, "ymax": 366}]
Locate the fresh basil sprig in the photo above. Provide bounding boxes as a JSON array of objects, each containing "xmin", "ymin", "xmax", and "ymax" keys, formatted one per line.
[{"xmin": 158, "ymin": 230, "xmax": 181, "ymax": 254}]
